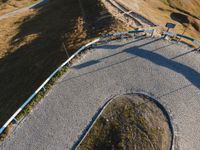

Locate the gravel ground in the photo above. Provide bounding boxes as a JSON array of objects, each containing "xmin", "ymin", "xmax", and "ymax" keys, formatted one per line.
[{"xmin": 1, "ymin": 36, "xmax": 200, "ymax": 150}]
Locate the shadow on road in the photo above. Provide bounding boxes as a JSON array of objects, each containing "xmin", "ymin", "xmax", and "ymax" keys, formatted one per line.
[
  {"xmin": 124, "ymin": 46, "xmax": 200, "ymax": 89},
  {"xmin": 67, "ymin": 38, "xmax": 199, "ymax": 91}
]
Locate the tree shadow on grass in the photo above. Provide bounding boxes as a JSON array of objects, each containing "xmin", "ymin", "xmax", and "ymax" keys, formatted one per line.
[
  {"xmin": 0, "ymin": 0, "xmax": 8, "ymax": 5},
  {"xmin": 170, "ymin": 12, "xmax": 190, "ymax": 26},
  {"xmin": 0, "ymin": 0, "xmax": 123, "ymax": 127},
  {"xmin": 81, "ymin": 0, "xmax": 119, "ymax": 38},
  {"xmin": 0, "ymin": 0, "xmax": 83, "ymax": 127}
]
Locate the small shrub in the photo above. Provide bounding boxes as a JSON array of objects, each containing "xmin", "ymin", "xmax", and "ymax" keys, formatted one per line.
[{"xmin": 191, "ymin": 21, "xmax": 200, "ymax": 31}]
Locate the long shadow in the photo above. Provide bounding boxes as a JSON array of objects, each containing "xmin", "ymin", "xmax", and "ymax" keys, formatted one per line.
[
  {"xmin": 158, "ymin": 84, "xmax": 192, "ymax": 98},
  {"xmin": 124, "ymin": 46, "xmax": 200, "ymax": 89},
  {"xmin": 80, "ymin": 0, "xmax": 120, "ymax": 38},
  {"xmin": 73, "ymin": 38, "xmax": 168, "ymax": 70},
  {"xmin": 60, "ymin": 55, "xmax": 138, "ymax": 83},
  {"xmin": 96, "ymin": 36, "xmax": 149, "ymax": 50},
  {"xmin": 170, "ymin": 12, "xmax": 190, "ymax": 26},
  {"xmin": 0, "ymin": 0, "xmax": 82, "ymax": 127},
  {"xmin": 152, "ymin": 43, "xmax": 175, "ymax": 52},
  {"xmin": 63, "ymin": 38, "xmax": 198, "ymax": 93},
  {"xmin": 74, "ymin": 60, "xmax": 100, "ymax": 69},
  {"xmin": 171, "ymin": 49, "xmax": 196, "ymax": 60},
  {"xmin": 136, "ymin": 37, "xmax": 163, "ymax": 48},
  {"xmin": 0, "ymin": 0, "xmax": 124, "ymax": 127},
  {"xmin": 98, "ymin": 37, "xmax": 163, "ymax": 50},
  {"xmin": 72, "ymin": 37, "xmax": 149, "ymax": 69}
]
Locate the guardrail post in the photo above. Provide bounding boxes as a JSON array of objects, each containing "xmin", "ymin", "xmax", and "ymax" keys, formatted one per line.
[
  {"xmin": 43, "ymin": 87, "xmax": 46, "ymax": 91},
  {"xmin": 63, "ymin": 43, "xmax": 70, "ymax": 59},
  {"xmin": 62, "ymin": 43, "xmax": 71, "ymax": 67},
  {"xmin": 164, "ymin": 33, "xmax": 167, "ymax": 39},
  {"xmin": 134, "ymin": 28, "xmax": 139, "ymax": 37},
  {"xmin": 151, "ymin": 29, "xmax": 154, "ymax": 37},
  {"xmin": 12, "ymin": 118, "xmax": 18, "ymax": 124}
]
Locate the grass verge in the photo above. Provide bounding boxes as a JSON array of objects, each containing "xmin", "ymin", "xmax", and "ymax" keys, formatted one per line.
[{"xmin": 0, "ymin": 66, "xmax": 68, "ymax": 141}]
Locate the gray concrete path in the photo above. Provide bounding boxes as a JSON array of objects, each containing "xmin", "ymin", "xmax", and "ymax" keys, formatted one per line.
[{"xmin": 1, "ymin": 36, "xmax": 200, "ymax": 149}]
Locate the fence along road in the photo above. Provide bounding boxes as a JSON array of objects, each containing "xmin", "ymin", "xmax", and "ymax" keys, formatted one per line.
[
  {"xmin": 0, "ymin": 0, "xmax": 200, "ymax": 148},
  {"xmin": 1, "ymin": 30, "xmax": 200, "ymax": 149},
  {"xmin": 0, "ymin": 0, "xmax": 200, "ymax": 138},
  {"xmin": 1, "ymin": 29, "xmax": 198, "ymax": 136}
]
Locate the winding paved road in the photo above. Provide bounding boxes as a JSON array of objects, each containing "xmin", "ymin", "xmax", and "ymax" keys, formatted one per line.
[{"xmin": 1, "ymin": 36, "xmax": 200, "ymax": 149}]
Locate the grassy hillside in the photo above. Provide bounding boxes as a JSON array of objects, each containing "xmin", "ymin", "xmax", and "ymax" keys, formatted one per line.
[
  {"xmin": 161, "ymin": 0, "xmax": 200, "ymax": 19},
  {"xmin": 0, "ymin": 0, "xmax": 129, "ymax": 130},
  {"xmin": 0, "ymin": 0, "xmax": 38, "ymax": 15},
  {"xmin": 117, "ymin": 0, "xmax": 200, "ymax": 41},
  {"xmin": 0, "ymin": 0, "xmax": 7, "ymax": 4}
]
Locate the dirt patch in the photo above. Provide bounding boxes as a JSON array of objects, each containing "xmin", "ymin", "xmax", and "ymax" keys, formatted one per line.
[{"xmin": 78, "ymin": 94, "xmax": 172, "ymax": 150}]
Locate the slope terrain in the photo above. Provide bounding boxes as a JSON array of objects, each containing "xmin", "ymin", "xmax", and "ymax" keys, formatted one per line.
[
  {"xmin": 162, "ymin": 0, "xmax": 200, "ymax": 18},
  {"xmin": 0, "ymin": 0, "xmax": 129, "ymax": 130},
  {"xmin": 116, "ymin": 0, "xmax": 200, "ymax": 40},
  {"xmin": 0, "ymin": 0, "xmax": 38, "ymax": 15},
  {"xmin": 1, "ymin": 36, "xmax": 200, "ymax": 149}
]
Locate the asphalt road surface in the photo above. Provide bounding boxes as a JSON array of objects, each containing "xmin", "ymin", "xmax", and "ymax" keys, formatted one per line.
[{"xmin": 1, "ymin": 36, "xmax": 200, "ymax": 149}]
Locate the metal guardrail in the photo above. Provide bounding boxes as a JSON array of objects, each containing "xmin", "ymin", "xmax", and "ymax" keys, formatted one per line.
[
  {"xmin": 163, "ymin": 31, "xmax": 200, "ymax": 50},
  {"xmin": 0, "ymin": 38, "xmax": 100, "ymax": 134},
  {"xmin": 0, "ymin": 29, "xmax": 199, "ymax": 135},
  {"xmin": 163, "ymin": 31, "xmax": 200, "ymax": 43},
  {"xmin": 108, "ymin": 0, "xmax": 156, "ymax": 27}
]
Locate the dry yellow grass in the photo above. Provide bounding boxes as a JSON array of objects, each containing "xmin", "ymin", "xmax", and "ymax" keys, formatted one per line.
[
  {"xmin": 78, "ymin": 95, "xmax": 172, "ymax": 150},
  {"xmin": 0, "ymin": 10, "xmax": 38, "ymax": 58},
  {"xmin": 166, "ymin": 0, "xmax": 200, "ymax": 18},
  {"xmin": 0, "ymin": 0, "xmax": 130, "ymax": 128},
  {"xmin": 0, "ymin": 0, "xmax": 38, "ymax": 16},
  {"xmin": 116, "ymin": 0, "xmax": 200, "ymax": 41}
]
